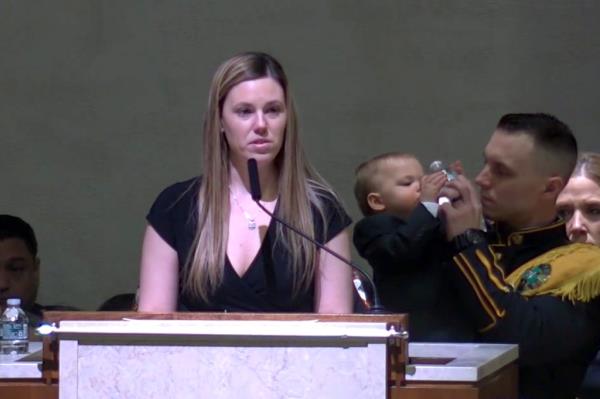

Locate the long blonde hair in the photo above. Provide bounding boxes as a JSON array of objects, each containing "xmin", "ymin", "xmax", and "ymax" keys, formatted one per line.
[
  {"xmin": 184, "ymin": 52, "xmax": 338, "ymax": 302},
  {"xmin": 572, "ymin": 152, "xmax": 600, "ymax": 187}
]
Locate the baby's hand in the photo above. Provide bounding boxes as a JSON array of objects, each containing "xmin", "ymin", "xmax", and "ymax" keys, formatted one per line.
[
  {"xmin": 448, "ymin": 160, "xmax": 464, "ymax": 176},
  {"xmin": 421, "ymin": 171, "xmax": 447, "ymax": 202}
]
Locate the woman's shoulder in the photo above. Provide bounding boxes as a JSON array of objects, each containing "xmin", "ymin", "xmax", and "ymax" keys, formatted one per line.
[
  {"xmin": 307, "ymin": 180, "xmax": 352, "ymax": 239},
  {"xmin": 309, "ymin": 179, "xmax": 339, "ymax": 202},
  {"xmin": 146, "ymin": 177, "xmax": 202, "ymax": 250},
  {"xmin": 157, "ymin": 176, "xmax": 201, "ymax": 201},
  {"xmin": 308, "ymin": 180, "xmax": 346, "ymax": 214},
  {"xmin": 157, "ymin": 176, "xmax": 202, "ymax": 198},
  {"xmin": 149, "ymin": 176, "xmax": 202, "ymax": 213}
]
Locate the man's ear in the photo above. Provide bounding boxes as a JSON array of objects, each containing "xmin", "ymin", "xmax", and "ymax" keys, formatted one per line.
[
  {"xmin": 367, "ymin": 193, "xmax": 386, "ymax": 212},
  {"xmin": 544, "ymin": 176, "xmax": 565, "ymax": 198}
]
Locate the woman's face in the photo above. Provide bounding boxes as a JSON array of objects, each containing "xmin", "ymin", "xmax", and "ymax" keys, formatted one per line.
[
  {"xmin": 556, "ymin": 176, "xmax": 600, "ymax": 245},
  {"xmin": 221, "ymin": 77, "xmax": 287, "ymax": 167}
]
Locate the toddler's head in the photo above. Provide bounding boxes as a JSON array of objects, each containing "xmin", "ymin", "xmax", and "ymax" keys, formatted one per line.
[{"xmin": 354, "ymin": 152, "xmax": 424, "ymax": 218}]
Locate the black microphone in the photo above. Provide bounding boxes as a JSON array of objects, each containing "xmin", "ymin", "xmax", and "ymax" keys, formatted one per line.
[
  {"xmin": 247, "ymin": 158, "xmax": 388, "ymax": 314},
  {"xmin": 248, "ymin": 158, "xmax": 262, "ymax": 201}
]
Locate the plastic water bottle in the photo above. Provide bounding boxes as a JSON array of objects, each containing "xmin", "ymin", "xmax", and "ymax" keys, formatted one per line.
[
  {"xmin": 1, "ymin": 298, "xmax": 29, "ymax": 355},
  {"xmin": 429, "ymin": 160, "xmax": 458, "ymax": 181},
  {"xmin": 429, "ymin": 160, "xmax": 458, "ymax": 205}
]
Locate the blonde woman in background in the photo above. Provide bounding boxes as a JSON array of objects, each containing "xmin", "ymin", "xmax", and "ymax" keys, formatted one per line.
[
  {"xmin": 557, "ymin": 152, "xmax": 600, "ymax": 399},
  {"xmin": 557, "ymin": 152, "xmax": 600, "ymax": 245}
]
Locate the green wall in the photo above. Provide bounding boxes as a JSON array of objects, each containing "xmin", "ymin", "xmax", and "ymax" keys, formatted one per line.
[{"xmin": 2, "ymin": 1, "xmax": 599, "ymax": 309}]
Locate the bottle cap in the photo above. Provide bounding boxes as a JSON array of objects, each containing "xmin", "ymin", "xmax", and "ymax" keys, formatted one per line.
[{"xmin": 6, "ymin": 298, "xmax": 21, "ymax": 306}]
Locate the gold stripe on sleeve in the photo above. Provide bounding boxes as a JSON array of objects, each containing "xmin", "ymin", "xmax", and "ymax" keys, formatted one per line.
[
  {"xmin": 458, "ymin": 253, "xmax": 506, "ymax": 318},
  {"xmin": 453, "ymin": 254, "xmax": 497, "ymax": 326},
  {"xmin": 476, "ymin": 249, "xmax": 511, "ymax": 292},
  {"xmin": 479, "ymin": 319, "xmax": 498, "ymax": 333}
]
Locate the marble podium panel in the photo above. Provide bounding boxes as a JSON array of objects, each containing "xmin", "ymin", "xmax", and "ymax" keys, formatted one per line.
[{"xmin": 55, "ymin": 319, "xmax": 397, "ymax": 399}]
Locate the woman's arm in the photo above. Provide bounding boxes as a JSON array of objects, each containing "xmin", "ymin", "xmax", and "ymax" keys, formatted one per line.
[
  {"xmin": 314, "ymin": 227, "xmax": 354, "ymax": 313},
  {"xmin": 137, "ymin": 225, "xmax": 179, "ymax": 312}
]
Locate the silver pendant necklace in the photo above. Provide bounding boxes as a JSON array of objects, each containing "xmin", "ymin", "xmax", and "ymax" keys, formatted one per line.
[{"xmin": 230, "ymin": 189, "xmax": 257, "ymax": 230}]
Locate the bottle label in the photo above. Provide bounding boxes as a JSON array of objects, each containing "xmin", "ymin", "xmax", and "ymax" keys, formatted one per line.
[{"xmin": 1, "ymin": 323, "xmax": 28, "ymax": 340}]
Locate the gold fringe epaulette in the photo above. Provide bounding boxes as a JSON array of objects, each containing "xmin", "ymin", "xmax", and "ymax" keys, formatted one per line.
[{"xmin": 506, "ymin": 243, "xmax": 600, "ymax": 302}]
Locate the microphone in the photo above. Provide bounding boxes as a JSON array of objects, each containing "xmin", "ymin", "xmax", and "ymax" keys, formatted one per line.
[
  {"xmin": 429, "ymin": 160, "xmax": 457, "ymax": 205},
  {"xmin": 248, "ymin": 158, "xmax": 262, "ymax": 201},
  {"xmin": 247, "ymin": 158, "xmax": 388, "ymax": 314}
]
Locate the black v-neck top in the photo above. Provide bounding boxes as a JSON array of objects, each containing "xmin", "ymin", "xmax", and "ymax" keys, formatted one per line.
[{"xmin": 147, "ymin": 177, "xmax": 352, "ymax": 312}]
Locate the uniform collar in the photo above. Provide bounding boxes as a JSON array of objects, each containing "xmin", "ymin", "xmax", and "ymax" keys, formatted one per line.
[{"xmin": 491, "ymin": 219, "xmax": 568, "ymax": 247}]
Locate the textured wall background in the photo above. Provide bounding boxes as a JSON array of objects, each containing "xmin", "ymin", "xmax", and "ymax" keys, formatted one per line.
[{"xmin": 2, "ymin": 1, "xmax": 599, "ymax": 309}]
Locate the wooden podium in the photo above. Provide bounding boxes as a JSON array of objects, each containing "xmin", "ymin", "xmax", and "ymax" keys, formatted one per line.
[{"xmin": 1, "ymin": 312, "xmax": 518, "ymax": 398}]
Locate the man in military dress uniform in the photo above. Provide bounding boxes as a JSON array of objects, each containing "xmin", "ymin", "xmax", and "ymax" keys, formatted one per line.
[{"xmin": 440, "ymin": 113, "xmax": 600, "ymax": 399}]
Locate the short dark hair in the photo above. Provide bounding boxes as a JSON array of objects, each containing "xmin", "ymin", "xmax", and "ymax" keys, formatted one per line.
[
  {"xmin": 496, "ymin": 113, "xmax": 578, "ymax": 180},
  {"xmin": 0, "ymin": 215, "xmax": 38, "ymax": 256}
]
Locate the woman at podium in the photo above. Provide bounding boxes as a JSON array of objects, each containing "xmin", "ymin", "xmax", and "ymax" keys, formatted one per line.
[{"xmin": 137, "ymin": 52, "xmax": 353, "ymax": 314}]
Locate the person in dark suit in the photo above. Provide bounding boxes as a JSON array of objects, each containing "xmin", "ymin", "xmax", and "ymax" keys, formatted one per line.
[{"xmin": 352, "ymin": 152, "xmax": 474, "ymax": 341}]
